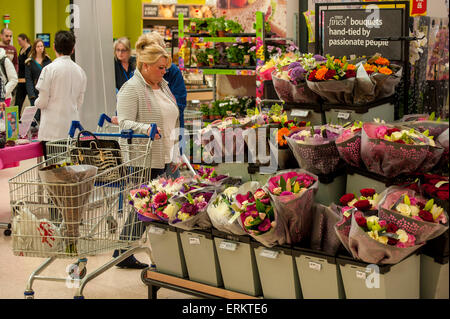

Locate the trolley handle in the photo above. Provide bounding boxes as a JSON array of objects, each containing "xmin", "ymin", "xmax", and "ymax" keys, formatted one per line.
[
  {"xmin": 69, "ymin": 121, "xmax": 85, "ymax": 138},
  {"xmin": 97, "ymin": 113, "xmax": 112, "ymax": 128}
]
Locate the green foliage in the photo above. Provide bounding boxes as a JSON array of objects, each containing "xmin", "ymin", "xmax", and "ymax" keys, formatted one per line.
[
  {"xmin": 196, "ymin": 50, "xmax": 209, "ymax": 65},
  {"xmin": 226, "ymin": 45, "xmax": 246, "ymax": 64}
]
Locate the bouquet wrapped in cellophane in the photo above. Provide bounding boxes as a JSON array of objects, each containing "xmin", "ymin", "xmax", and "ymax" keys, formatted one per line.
[
  {"xmin": 336, "ymin": 121, "xmax": 363, "ymax": 167},
  {"xmin": 363, "ymin": 54, "xmax": 403, "ymax": 100},
  {"xmin": 286, "ymin": 124, "xmax": 343, "ymax": 175},
  {"xmin": 361, "ymin": 122, "xmax": 444, "ymax": 177},
  {"xmin": 310, "ymin": 203, "xmax": 344, "ymax": 255},
  {"xmin": 398, "ymin": 112, "xmax": 449, "ymax": 138},
  {"xmin": 377, "ymin": 186, "xmax": 449, "ymax": 244}
]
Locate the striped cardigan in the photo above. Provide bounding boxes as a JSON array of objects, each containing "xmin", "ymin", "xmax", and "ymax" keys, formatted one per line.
[{"xmin": 117, "ymin": 68, "xmax": 179, "ymax": 169}]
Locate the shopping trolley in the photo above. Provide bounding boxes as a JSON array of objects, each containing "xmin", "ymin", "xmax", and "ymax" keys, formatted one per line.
[
  {"xmin": 8, "ymin": 122, "xmax": 159, "ymax": 299},
  {"xmin": 97, "ymin": 113, "xmax": 119, "ymax": 134}
]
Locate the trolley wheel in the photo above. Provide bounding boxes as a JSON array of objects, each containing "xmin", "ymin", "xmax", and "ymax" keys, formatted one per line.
[
  {"xmin": 4, "ymin": 229, "xmax": 12, "ymax": 236},
  {"xmin": 24, "ymin": 291, "xmax": 35, "ymax": 299},
  {"xmin": 68, "ymin": 264, "xmax": 87, "ymax": 280}
]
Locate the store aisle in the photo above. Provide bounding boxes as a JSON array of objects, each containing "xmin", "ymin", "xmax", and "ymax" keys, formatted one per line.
[{"xmin": 0, "ymin": 160, "xmax": 194, "ymax": 299}]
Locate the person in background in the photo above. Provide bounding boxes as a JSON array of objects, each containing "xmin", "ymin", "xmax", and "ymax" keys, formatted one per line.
[
  {"xmin": 114, "ymin": 37, "xmax": 136, "ymax": 92},
  {"xmin": 112, "ymin": 34, "xmax": 181, "ymax": 269},
  {"xmin": 16, "ymin": 33, "xmax": 32, "ymax": 115},
  {"xmin": 0, "ymin": 77, "xmax": 5, "ymax": 109},
  {"xmin": 0, "ymin": 28, "xmax": 19, "ymax": 72},
  {"xmin": 25, "ymin": 38, "xmax": 52, "ymax": 126},
  {"xmin": 34, "ymin": 31, "xmax": 86, "ymax": 152},
  {"xmin": 0, "ymin": 47, "xmax": 18, "ymax": 108}
]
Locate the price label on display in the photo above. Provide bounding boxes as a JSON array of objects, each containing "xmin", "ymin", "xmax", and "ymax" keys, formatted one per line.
[
  {"xmin": 149, "ymin": 226, "xmax": 165, "ymax": 235},
  {"xmin": 189, "ymin": 237, "xmax": 201, "ymax": 245},
  {"xmin": 260, "ymin": 249, "xmax": 279, "ymax": 259},
  {"xmin": 337, "ymin": 112, "xmax": 351, "ymax": 120},
  {"xmin": 290, "ymin": 109, "xmax": 310, "ymax": 118},
  {"xmin": 356, "ymin": 270, "xmax": 367, "ymax": 279},
  {"xmin": 219, "ymin": 241, "xmax": 237, "ymax": 251},
  {"xmin": 308, "ymin": 261, "xmax": 322, "ymax": 271}
]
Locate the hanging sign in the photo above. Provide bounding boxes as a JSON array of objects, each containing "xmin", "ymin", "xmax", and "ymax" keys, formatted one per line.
[
  {"xmin": 174, "ymin": 5, "xmax": 190, "ymax": 18},
  {"xmin": 410, "ymin": 0, "xmax": 427, "ymax": 16},
  {"xmin": 143, "ymin": 4, "xmax": 159, "ymax": 18},
  {"xmin": 323, "ymin": 8, "xmax": 403, "ymax": 60}
]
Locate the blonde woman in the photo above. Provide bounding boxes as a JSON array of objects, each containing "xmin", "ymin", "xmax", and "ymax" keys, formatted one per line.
[
  {"xmin": 113, "ymin": 34, "xmax": 181, "ymax": 269},
  {"xmin": 114, "ymin": 37, "xmax": 136, "ymax": 92}
]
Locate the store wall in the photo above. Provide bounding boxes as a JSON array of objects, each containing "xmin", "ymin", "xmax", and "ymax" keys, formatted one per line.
[
  {"xmin": 42, "ymin": 0, "xmax": 70, "ymax": 60},
  {"xmin": 112, "ymin": 0, "xmax": 144, "ymax": 50}
]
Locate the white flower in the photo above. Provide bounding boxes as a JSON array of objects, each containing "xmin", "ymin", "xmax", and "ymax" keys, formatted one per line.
[
  {"xmin": 396, "ymin": 229, "xmax": 409, "ymax": 243},
  {"xmin": 410, "ymin": 205, "xmax": 420, "ymax": 217},
  {"xmin": 369, "ymin": 193, "xmax": 381, "ymax": 208},
  {"xmin": 223, "ymin": 187, "xmax": 239, "ymax": 198},
  {"xmin": 430, "ymin": 204, "xmax": 444, "ymax": 221},
  {"xmin": 396, "ymin": 203, "xmax": 412, "ymax": 217},
  {"xmin": 366, "ymin": 216, "xmax": 379, "ymax": 225},
  {"xmin": 391, "ymin": 131, "xmax": 404, "ymax": 141},
  {"xmin": 163, "ymin": 204, "xmax": 178, "ymax": 220}
]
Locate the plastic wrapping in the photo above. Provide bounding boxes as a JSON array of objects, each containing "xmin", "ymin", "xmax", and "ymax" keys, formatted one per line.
[
  {"xmin": 306, "ymin": 77, "xmax": 356, "ymax": 105},
  {"xmin": 370, "ymin": 64, "xmax": 403, "ymax": 99},
  {"xmin": 334, "ymin": 210, "xmax": 423, "ymax": 264},
  {"xmin": 266, "ymin": 169, "xmax": 319, "ymax": 245},
  {"xmin": 399, "ymin": 120, "xmax": 449, "ymax": 140},
  {"xmin": 437, "ymin": 128, "xmax": 449, "ymax": 152},
  {"xmin": 310, "ymin": 203, "xmax": 344, "ymax": 255},
  {"xmin": 354, "ymin": 62, "xmax": 376, "ymax": 105},
  {"xmin": 272, "ymin": 70, "xmax": 320, "ymax": 104},
  {"xmin": 361, "ymin": 123, "xmax": 431, "ymax": 177},
  {"xmin": 336, "ymin": 130, "xmax": 362, "ymax": 168},
  {"xmin": 38, "ymin": 164, "xmax": 98, "ymax": 251},
  {"xmin": 377, "ymin": 186, "xmax": 449, "ymax": 243}
]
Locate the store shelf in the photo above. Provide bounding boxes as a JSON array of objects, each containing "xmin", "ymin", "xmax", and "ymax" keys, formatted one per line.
[
  {"xmin": 186, "ymin": 36, "xmax": 257, "ymax": 43},
  {"xmin": 183, "ymin": 67, "xmax": 257, "ymax": 76}
]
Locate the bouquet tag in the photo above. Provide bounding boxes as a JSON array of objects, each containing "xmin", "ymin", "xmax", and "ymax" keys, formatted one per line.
[
  {"xmin": 227, "ymin": 210, "xmax": 241, "ymax": 224},
  {"xmin": 260, "ymin": 249, "xmax": 279, "ymax": 259},
  {"xmin": 291, "ymin": 109, "xmax": 309, "ymax": 118},
  {"xmin": 337, "ymin": 112, "xmax": 351, "ymax": 120},
  {"xmin": 435, "ymin": 181, "xmax": 449, "ymax": 188},
  {"xmin": 308, "ymin": 261, "xmax": 322, "ymax": 271},
  {"xmin": 149, "ymin": 226, "xmax": 165, "ymax": 236},
  {"xmin": 356, "ymin": 271, "xmax": 367, "ymax": 280},
  {"xmin": 189, "ymin": 237, "xmax": 201, "ymax": 245},
  {"xmin": 219, "ymin": 240, "xmax": 237, "ymax": 251}
]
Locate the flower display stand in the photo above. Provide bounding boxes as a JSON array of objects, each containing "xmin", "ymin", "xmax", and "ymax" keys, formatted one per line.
[
  {"xmin": 284, "ymin": 102, "xmax": 325, "ymax": 126},
  {"xmin": 212, "ymin": 230, "xmax": 262, "ymax": 296},
  {"xmin": 315, "ymin": 167, "xmax": 347, "ymax": 206},
  {"xmin": 252, "ymin": 242, "xmax": 302, "ymax": 299},
  {"xmin": 420, "ymin": 254, "xmax": 449, "ymax": 299},
  {"xmin": 214, "ymin": 162, "xmax": 251, "ymax": 182},
  {"xmin": 323, "ymin": 97, "xmax": 395, "ymax": 125},
  {"xmin": 147, "ymin": 221, "xmax": 188, "ymax": 278},
  {"xmin": 179, "ymin": 229, "xmax": 224, "ymax": 287},
  {"xmin": 293, "ymin": 247, "xmax": 345, "ymax": 299},
  {"xmin": 336, "ymin": 253, "xmax": 421, "ymax": 299}
]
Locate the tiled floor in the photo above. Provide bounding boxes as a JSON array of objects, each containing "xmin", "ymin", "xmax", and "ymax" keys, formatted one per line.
[{"xmin": 0, "ymin": 159, "xmax": 193, "ymax": 299}]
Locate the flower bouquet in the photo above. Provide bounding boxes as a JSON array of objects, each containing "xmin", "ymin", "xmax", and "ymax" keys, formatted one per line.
[
  {"xmin": 234, "ymin": 182, "xmax": 284, "ymax": 247},
  {"xmin": 286, "ymin": 125, "xmax": 343, "ymax": 175},
  {"xmin": 258, "ymin": 51, "xmax": 301, "ymax": 81},
  {"xmin": 377, "ymin": 186, "xmax": 449, "ymax": 243},
  {"xmin": 361, "ymin": 122, "xmax": 444, "ymax": 177},
  {"xmin": 128, "ymin": 187, "xmax": 160, "ymax": 222},
  {"xmin": 336, "ymin": 121, "xmax": 364, "ymax": 167},
  {"xmin": 207, "ymin": 186, "xmax": 247, "ymax": 235},
  {"xmin": 403, "ymin": 173, "xmax": 449, "ymax": 206},
  {"xmin": 399, "ymin": 112, "xmax": 449, "ymax": 138},
  {"xmin": 271, "ymin": 53, "xmax": 323, "ymax": 103},
  {"xmin": 266, "ymin": 170, "xmax": 319, "ymax": 244},
  {"xmin": 168, "ymin": 190, "xmax": 214, "ymax": 231},
  {"xmin": 38, "ymin": 163, "xmax": 98, "ymax": 255},
  {"xmin": 306, "ymin": 55, "xmax": 358, "ymax": 105},
  {"xmin": 334, "ymin": 210, "xmax": 423, "ymax": 264},
  {"xmin": 364, "ymin": 55, "xmax": 403, "ymax": 99},
  {"xmin": 310, "ymin": 203, "xmax": 344, "ymax": 255}
]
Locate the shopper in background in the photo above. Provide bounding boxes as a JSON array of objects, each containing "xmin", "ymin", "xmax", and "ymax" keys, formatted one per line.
[
  {"xmin": 0, "ymin": 47, "xmax": 18, "ymax": 109},
  {"xmin": 25, "ymin": 38, "xmax": 52, "ymax": 126},
  {"xmin": 113, "ymin": 34, "xmax": 181, "ymax": 269},
  {"xmin": 35, "ymin": 31, "xmax": 86, "ymax": 150},
  {"xmin": 114, "ymin": 37, "xmax": 136, "ymax": 92},
  {"xmin": 16, "ymin": 33, "xmax": 32, "ymax": 115},
  {"xmin": 0, "ymin": 28, "xmax": 19, "ymax": 72},
  {"xmin": 0, "ymin": 77, "xmax": 5, "ymax": 109}
]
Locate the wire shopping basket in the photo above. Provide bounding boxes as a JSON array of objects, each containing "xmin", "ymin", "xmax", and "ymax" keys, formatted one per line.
[{"xmin": 8, "ymin": 123, "xmax": 159, "ymax": 299}]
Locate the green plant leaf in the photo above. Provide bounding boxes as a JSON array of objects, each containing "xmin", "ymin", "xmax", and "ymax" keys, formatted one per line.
[
  {"xmin": 280, "ymin": 176, "xmax": 286, "ymax": 191},
  {"xmin": 429, "ymin": 112, "xmax": 435, "ymax": 121},
  {"xmin": 424, "ymin": 198, "xmax": 434, "ymax": 211},
  {"xmin": 404, "ymin": 195, "xmax": 411, "ymax": 205},
  {"xmin": 256, "ymin": 199, "xmax": 266, "ymax": 213}
]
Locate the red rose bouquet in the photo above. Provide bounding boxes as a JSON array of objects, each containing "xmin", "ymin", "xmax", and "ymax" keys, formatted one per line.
[
  {"xmin": 377, "ymin": 186, "xmax": 449, "ymax": 244},
  {"xmin": 339, "ymin": 188, "xmax": 380, "ymax": 212},
  {"xmin": 334, "ymin": 209, "xmax": 423, "ymax": 264}
]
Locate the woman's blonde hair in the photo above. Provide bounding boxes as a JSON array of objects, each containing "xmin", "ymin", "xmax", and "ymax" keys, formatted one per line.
[
  {"xmin": 135, "ymin": 33, "xmax": 171, "ymax": 71},
  {"xmin": 114, "ymin": 37, "xmax": 131, "ymax": 56}
]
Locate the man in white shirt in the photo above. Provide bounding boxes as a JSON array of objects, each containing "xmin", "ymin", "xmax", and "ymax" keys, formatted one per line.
[{"xmin": 35, "ymin": 31, "xmax": 87, "ymax": 145}]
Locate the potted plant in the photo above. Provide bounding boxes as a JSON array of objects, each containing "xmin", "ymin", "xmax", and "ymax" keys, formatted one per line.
[
  {"xmin": 189, "ymin": 18, "xmax": 209, "ymax": 34},
  {"xmin": 200, "ymin": 103, "xmax": 211, "ymax": 121},
  {"xmin": 226, "ymin": 44, "xmax": 245, "ymax": 67},
  {"xmin": 225, "ymin": 19, "xmax": 244, "ymax": 34},
  {"xmin": 195, "ymin": 50, "xmax": 209, "ymax": 67},
  {"xmin": 207, "ymin": 17, "xmax": 227, "ymax": 37},
  {"xmin": 205, "ymin": 48, "xmax": 220, "ymax": 67}
]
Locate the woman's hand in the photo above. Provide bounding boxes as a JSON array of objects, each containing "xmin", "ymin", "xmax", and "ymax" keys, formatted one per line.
[
  {"xmin": 111, "ymin": 116, "xmax": 119, "ymax": 125},
  {"xmin": 147, "ymin": 126, "xmax": 161, "ymax": 140}
]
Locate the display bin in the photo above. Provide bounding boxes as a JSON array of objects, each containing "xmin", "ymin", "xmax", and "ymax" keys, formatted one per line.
[
  {"xmin": 212, "ymin": 229, "xmax": 262, "ymax": 296},
  {"xmin": 345, "ymin": 165, "xmax": 410, "ymax": 195},
  {"xmin": 315, "ymin": 165, "xmax": 347, "ymax": 206},
  {"xmin": 147, "ymin": 220, "xmax": 188, "ymax": 278},
  {"xmin": 292, "ymin": 246, "xmax": 345, "ymax": 299},
  {"xmin": 252, "ymin": 242, "xmax": 302, "ymax": 299},
  {"xmin": 323, "ymin": 96, "xmax": 395, "ymax": 125},
  {"xmin": 420, "ymin": 253, "xmax": 449, "ymax": 299},
  {"xmin": 214, "ymin": 162, "xmax": 251, "ymax": 183},
  {"xmin": 336, "ymin": 253, "xmax": 421, "ymax": 299},
  {"xmin": 179, "ymin": 228, "xmax": 223, "ymax": 287},
  {"xmin": 420, "ymin": 230, "xmax": 449, "ymax": 299},
  {"xmin": 284, "ymin": 102, "xmax": 325, "ymax": 126}
]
